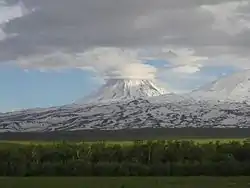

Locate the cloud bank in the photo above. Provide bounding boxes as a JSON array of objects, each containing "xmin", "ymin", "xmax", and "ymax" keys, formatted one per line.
[
  {"xmin": 1, "ymin": 0, "xmax": 250, "ymax": 89},
  {"xmin": 17, "ymin": 48, "xmax": 158, "ymax": 79}
]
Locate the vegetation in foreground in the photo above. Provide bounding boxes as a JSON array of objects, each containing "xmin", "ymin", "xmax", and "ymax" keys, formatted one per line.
[
  {"xmin": 0, "ymin": 140, "xmax": 250, "ymax": 176},
  {"xmin": 0, "ymin": 137, "xmax": 248, "ymax": 145},
  {"xmin": 0, "ymin": 177, "xmax": 250, "ymax": 188}
]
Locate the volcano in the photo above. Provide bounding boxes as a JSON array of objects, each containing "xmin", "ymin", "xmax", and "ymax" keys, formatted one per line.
[
  {"xmin": 2, "ymin": 72, "xmax": 250, "ymax": 132},
  {"xmin": 79, "ymin": 79, "xmax": 168, "ymax": 103},
  {"xmin": 191, "ymin": 69, "xmax": 250, "ymax": 102}
]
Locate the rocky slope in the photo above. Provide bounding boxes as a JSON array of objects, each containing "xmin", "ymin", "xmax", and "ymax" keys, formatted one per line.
[{"xmin": 0, "ymin": 97, "xmax": 249, "ymax": 132}]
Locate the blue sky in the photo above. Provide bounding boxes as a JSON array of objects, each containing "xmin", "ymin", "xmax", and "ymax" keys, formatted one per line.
[
  {"xmin": 0, "ymin": 64, "xmax": 102, "ymax": 111},
  {"xmin": 0, "ymin": 61, "xmax": 241, "ymax": 112}
]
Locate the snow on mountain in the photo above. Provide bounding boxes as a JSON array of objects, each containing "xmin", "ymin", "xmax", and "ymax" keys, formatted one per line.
[
  {"xmin": 191, "ymin": 69, "xmax": 250, "ymax": 103},
  {"xmin": 2, "ymin": 71, "xmax": 250, "ymax": 132},
  {"xmin": 1, "ymin": 98, "xmax": 250, "ymax": 132},
  {"xmin": 78, "ymin": 79, "xmax": 168, "ymax": 104}
]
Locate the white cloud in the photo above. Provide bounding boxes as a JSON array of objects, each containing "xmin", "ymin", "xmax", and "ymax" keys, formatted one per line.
[
  {"xmin": 0, "ymin": 1, "xmax": 30, "ymax": 41},
  {"xmin": 158, "ymin": 66, "xmax": 222, "ymax": 93},
  {"xmin": 0, "ymin": 1, "xmax": 25, "ymax": 24},
  {"xmin": 201, "ymin": 1, "xmax": 250, "ymax": 35},
  {"xmin": 16, "ymin": 46, "xmax": 211, "ymax": 80},
  {"xmin": 0, "ymin": 29, "xmax": 6, "ymax": 40},
  {"xmin": 17, "ymin": 47, "xmax": 157, "ymax": 80},
  {"xmin": 171, "ymin": 64, "xmax": 202, "ymax": 74},
  {"xmin": 138, "ymin": 47, "xmax": 208, "ymax": 74}
]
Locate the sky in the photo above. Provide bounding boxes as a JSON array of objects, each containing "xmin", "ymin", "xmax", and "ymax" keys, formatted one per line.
[{"xmin": 0, "ymin": 0, "xmax": 250, "ymax": 111}]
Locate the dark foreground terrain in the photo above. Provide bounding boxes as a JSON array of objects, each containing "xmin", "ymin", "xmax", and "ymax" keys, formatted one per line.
[
  {"xmin": 0, "ymin": 140, "xmax": 250, "ymax": 176},
  {"xmin": 0, "ymin": 177, "xmax": 250, "ymax": 188},
  {"xmin": 1, "ymin": 128, "xmax": 250, "ymax": 141}
]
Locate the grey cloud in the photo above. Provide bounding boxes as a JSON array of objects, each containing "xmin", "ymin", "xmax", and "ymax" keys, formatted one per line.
[{"xmin": 0, "ymin": 0, "xmax": 250, "ymax": 63}]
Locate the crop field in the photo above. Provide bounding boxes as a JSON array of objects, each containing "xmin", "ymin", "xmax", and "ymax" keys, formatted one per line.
[
  {"xmin": 0, "ymin": 177, "xmax": 250, "ymax": 188},
  {"xmin": 0, "ymin": 137, "xmax": 248, "ymax": 146}
]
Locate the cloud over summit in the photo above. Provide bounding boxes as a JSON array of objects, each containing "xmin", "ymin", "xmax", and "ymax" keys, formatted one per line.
[{"xmin": 17, "ymin": 48, "xmax": 158, "ymax": 80}]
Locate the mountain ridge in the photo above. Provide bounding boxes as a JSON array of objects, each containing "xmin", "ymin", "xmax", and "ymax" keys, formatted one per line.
[{"xmin": 191, "ymin": 69, "xmax": 250, "ymax": 102}]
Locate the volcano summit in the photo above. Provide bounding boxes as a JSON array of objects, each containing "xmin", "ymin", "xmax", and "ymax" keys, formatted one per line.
[{"xmin": 79, "ymin": 79, "xmax": 168, "ymax": 103}]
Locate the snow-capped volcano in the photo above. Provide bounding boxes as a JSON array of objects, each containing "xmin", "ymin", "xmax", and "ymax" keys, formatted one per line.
[
  {"xmin": 191, "ymin": 69, "xmax": 250, "ymax": 102},
  {"xmin": 3, "ymin": 72, "xmax": 250, "ymax": 132},
  {"xmin": 79, "ymin": 79, "xmax": 168, "ymax": 103}
]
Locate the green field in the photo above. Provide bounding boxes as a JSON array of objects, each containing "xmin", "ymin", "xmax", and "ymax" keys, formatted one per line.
[
  {"xmin": 0, "ymin": 138, "xmax": 248, "ymax": 146},
  {"xmin": 0, "ymin": 177, "xmax": 249, "ymax": 188}
]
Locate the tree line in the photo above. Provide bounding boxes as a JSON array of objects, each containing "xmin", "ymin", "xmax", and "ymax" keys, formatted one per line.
[{"xmin": 0, "ymin": 140, "xmax": 250, "ymax": 176}]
